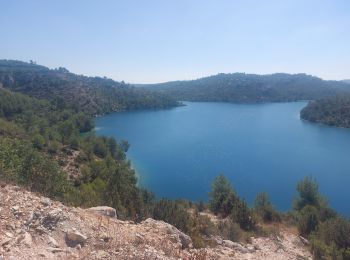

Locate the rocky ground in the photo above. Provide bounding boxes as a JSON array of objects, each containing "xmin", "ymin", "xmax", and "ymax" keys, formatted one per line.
[{"xmin": 0, "ymin": 184, "xmax": 312, "ymax": 259}]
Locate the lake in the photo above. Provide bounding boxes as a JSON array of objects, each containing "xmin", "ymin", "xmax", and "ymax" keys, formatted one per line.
[{"xmin": 95, "ymin": 102, "xmax": 350, "ymax": 215}]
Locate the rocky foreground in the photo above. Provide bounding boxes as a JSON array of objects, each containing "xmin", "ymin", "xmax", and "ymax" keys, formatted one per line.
[{"xmin": 0, "ymin": 184, "xmax": 312, "ymax": 259}]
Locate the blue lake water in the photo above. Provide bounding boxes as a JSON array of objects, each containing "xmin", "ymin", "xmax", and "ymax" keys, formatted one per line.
[{"xmin": 95, "ymin": 102, "xmax": 350, "ymax": 215}]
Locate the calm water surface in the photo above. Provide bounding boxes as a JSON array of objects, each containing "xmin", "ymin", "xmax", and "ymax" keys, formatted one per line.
[{"xmin": 95, "ymin": 102, "xmax": 350, "ymax": 215}]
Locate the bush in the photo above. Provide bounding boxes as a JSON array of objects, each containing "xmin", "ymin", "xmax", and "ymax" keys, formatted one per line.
[
  {"xmin": 319, "ymin": 206, "xmax": 337, "ymax": 222},
  {"xmin": 294, "ymin": 176, "xmax": 322, "ymax": 211},
  {"xmin": 190, "ymin": 214, "xmax": 216, "ymax": 248},
  {"xmin": 32, "ymin": 134, "xmax": 45, "ymax": 150},
  {"xmin": 93, "ymin": 138, "xmax": 108, "ymax": 158},
  {"xmin": 0, "ymin": 138, "xmax": 69, "ymax": 198},
  {"xmin": 297, "ymin": 205, "xmax": 319, "ymax": 237},
  {"xmin": 311, "ymin": 239, "xmax": 343, "ymax": 260},
  {"xmin": 209, "ymin": 174, "xmax": 238, "ymax": 217},
  {"xmin": 0, "ymin": 118, "xmax": 25, "ymax": 137},
  {"xmin": 231, "ymin": 199, "xmax": 256, "ymax": 231},
  {"xmin": 69, "ymin": 137, "xmax": 80, "ymax": 150},
  {"xmin": 47, "ymin": 141, "xmax": 59, "ymax": 154},
  {"xmin": 74, "ymin": 113, "xmax": 94, "ymax": 132},
  {"xmin": 254, "ymin": 192, "xmax": 281, "ymax": 222},
  {"xmin": 78, "ymin": 177, "xmax": 107, "ymax": 207},
  {"xmin": 310, "ymin": 217, "xmax": 350, "ymax": 259},
  {"xmin": 196, "ymin": 200, "xmax": 206, "ymax": 212},
  {"xmin": 217, "ymin": 219, "xmax": 242, "ymax": 242}
]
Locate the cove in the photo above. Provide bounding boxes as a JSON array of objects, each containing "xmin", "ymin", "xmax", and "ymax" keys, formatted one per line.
[{"xmin": 95, "ymin": 102, "xmax": 350, "ymax": 215}]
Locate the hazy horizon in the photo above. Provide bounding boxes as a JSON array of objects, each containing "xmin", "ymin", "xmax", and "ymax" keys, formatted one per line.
[{"xmin": 1, "ymin": 0, "xmax": 349, "ymax": 83}]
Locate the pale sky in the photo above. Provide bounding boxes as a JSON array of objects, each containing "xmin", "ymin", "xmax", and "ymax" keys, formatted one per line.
[{"xmin": 1, "ymin": 0, "xmax": 349, "ymax": 83}]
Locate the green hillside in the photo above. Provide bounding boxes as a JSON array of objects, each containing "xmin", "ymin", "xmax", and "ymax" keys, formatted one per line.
[
  {"xmin": 141, "ymin": 73, "xmax": 350, "ymax": 103},
  {"xmin": 0, "ymin": 60, "xmax": 179, "ymax": 115}
]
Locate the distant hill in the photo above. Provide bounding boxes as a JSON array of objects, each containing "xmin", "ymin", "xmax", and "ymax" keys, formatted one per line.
[
  {"xmin": 342, "ymin": 79, "xmax": 350, "ymax": 84},
  {"xmin": 140, "ymin": 73, "xmax": 350, "ymax": 103},
  {"xmin": 0, "ymin": 60, "xmax": 179, "ymax": 115}
]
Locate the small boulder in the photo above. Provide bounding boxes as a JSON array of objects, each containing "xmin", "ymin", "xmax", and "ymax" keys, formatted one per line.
[
  {"xmin": 178, "ymin": 232, "xmax": 192, "ymax": 249},
  {"xmin": 66, "ymin": 231, "xmax": 87, "ymax": 247},
  {"xmin": 87, "ymin": 206, "xmax": 117, "ymax": 218},
  {"xmin": 47, "ymin": 236, "xmax": 59, "ymax": 248},
  {"xmin": 211, "ymin": 235, "xmax": 223, "ymax": 245},
  {"xmin": 40, "ymin": 198, "xmax": 51, "ymax": 207},
  {"xmin": 143, "ymin": 218, "xmax": 193, "ymax": 249}
]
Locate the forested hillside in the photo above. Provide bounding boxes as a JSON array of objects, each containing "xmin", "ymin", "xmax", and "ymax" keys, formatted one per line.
[
  {"xmin": 301, "ymin": 95, "xmax": 350, "ymax": 128},
  {"xmin": 1, "ymin": 61, "xmax": 350, "ymax": 258},
  {"xmin": 0, "ymin": 60, "xmax": 178, "ymax": 220},
  {"xmin": 0, "ymin": 60, "xmax": 179, "ymax": 115},
  {"xmin": 141, "ymin": 73, "xmax": 350, "ymax": 103}
]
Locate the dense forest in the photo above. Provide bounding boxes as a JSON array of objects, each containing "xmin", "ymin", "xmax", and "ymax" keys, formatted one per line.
[
  {"xmin": 141, "ymin": 73, "xmax": 350, "ymax": 103},
  {"xmin": 301, "ymin": 95, "xmax": 350, "ymax": 128},
  {"xmin": 0, "ymin": 61, "xmax": 349, "ymax": 258},
  {"xmin": 0, "ymin": 60, "xmax": 179, "ymax": 115}
]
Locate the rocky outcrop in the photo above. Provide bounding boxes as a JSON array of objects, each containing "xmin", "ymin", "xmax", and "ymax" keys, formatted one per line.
[
  {"xmin": 0, "ymin": 184, "xmax": 312, "ymax": 259},
  {"xmin": 142, "ymin": 218, "xmax": 193, "ymax": 249}
]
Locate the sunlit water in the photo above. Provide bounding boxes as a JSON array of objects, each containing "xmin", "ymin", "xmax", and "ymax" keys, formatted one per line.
[{"xmin": 95, "ymin": 102, "xmax": 350, "ymax": 215}]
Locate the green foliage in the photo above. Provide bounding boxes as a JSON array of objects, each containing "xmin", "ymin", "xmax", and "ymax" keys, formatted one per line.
[
  {"xmin": 0, "ymin": 82, "xmax": 155, "ymax": 221},
  {"xmin": 47, "ymin": 141, "xmax": 59, "ymax": 154},
  {"xmin": 293, "ymin": 176, "xmax": 336, "ymax": 239},
  {"xmin": 319, "ymin": 206, "xmax": 338, "ymax": 222},
  {"xmin": 301, "ymin": 95, "xmax": 350, "ymax": 128},
  {"xmin": 217, "ymin": 219, "xmax": 242, "ymax": 242},
  {"xmin": 143, "ymin": 73, "xmax": 349, "ymax": 103},
  {"xmin": 92, "ymin": 138, "xmax": 108, "ymax": 158},
  {"xmin": 254, "ymin": 192, "xmax": 281, "ymax": 222},
  {"xmin": 74, "ymin": 113, "xmax": 94, "ymax": 132},
  {"xmin": 0, "ymin": 118, "xmax": 25, "ymax": 137},
  {"xmin": 58, "ymin": 120, "xmax": 78, "ymax": 144},
  {"xmin": 310, "ymin": 217, "xmax": 350, "ymax": 259},
  {"xmin": 294, "ymin": 176, "xmax": 323, "ymax": 211},
  {"xmin": 78, "ymin": 178, "xmax": 107, "ymax": 207},
  {"xmin": 0, "ymin": 60, "xmax": 179, "ymax": 115},
  {"xmin": 138, "ymin": 189, "xmax": 156, "ymax": 220},
  {"xmin": 209, "ymin": 174, "xmax": 237, "ymax": 217},
  {"xmin": 292, "ymin": 177, "xmax": 350, "ymax": 259},
  {"xmin": 153, "ymin": 199, "xmax": 192, "ymax": 233},
  {"xmin": 231, "ymin": 199, "xmax": 256, "ymax": 231},
  {"xmin": 209, "ymin": 174, "xmax": 256, "ymax": 231},
  {"xmin": 2, "ymin": 60, "xmax": 350, "ymax": 255},
  {"xmin": 189, "ymin": 213, "xmax": 217, "ymax": 248},
  {"xmin": 196, "ymin": 200, "xmax": 206, "ymax": 212},
  {"xmin": 0, "ymin": 138, "xmax": 69, "ymax": 198},
  {"xmin": 297, "ymin": 205, "xmax": 319, "ymax": 237},
  {"xmin": 32, "ymin": 134, "xmax": 45, "ymax": 149}
]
